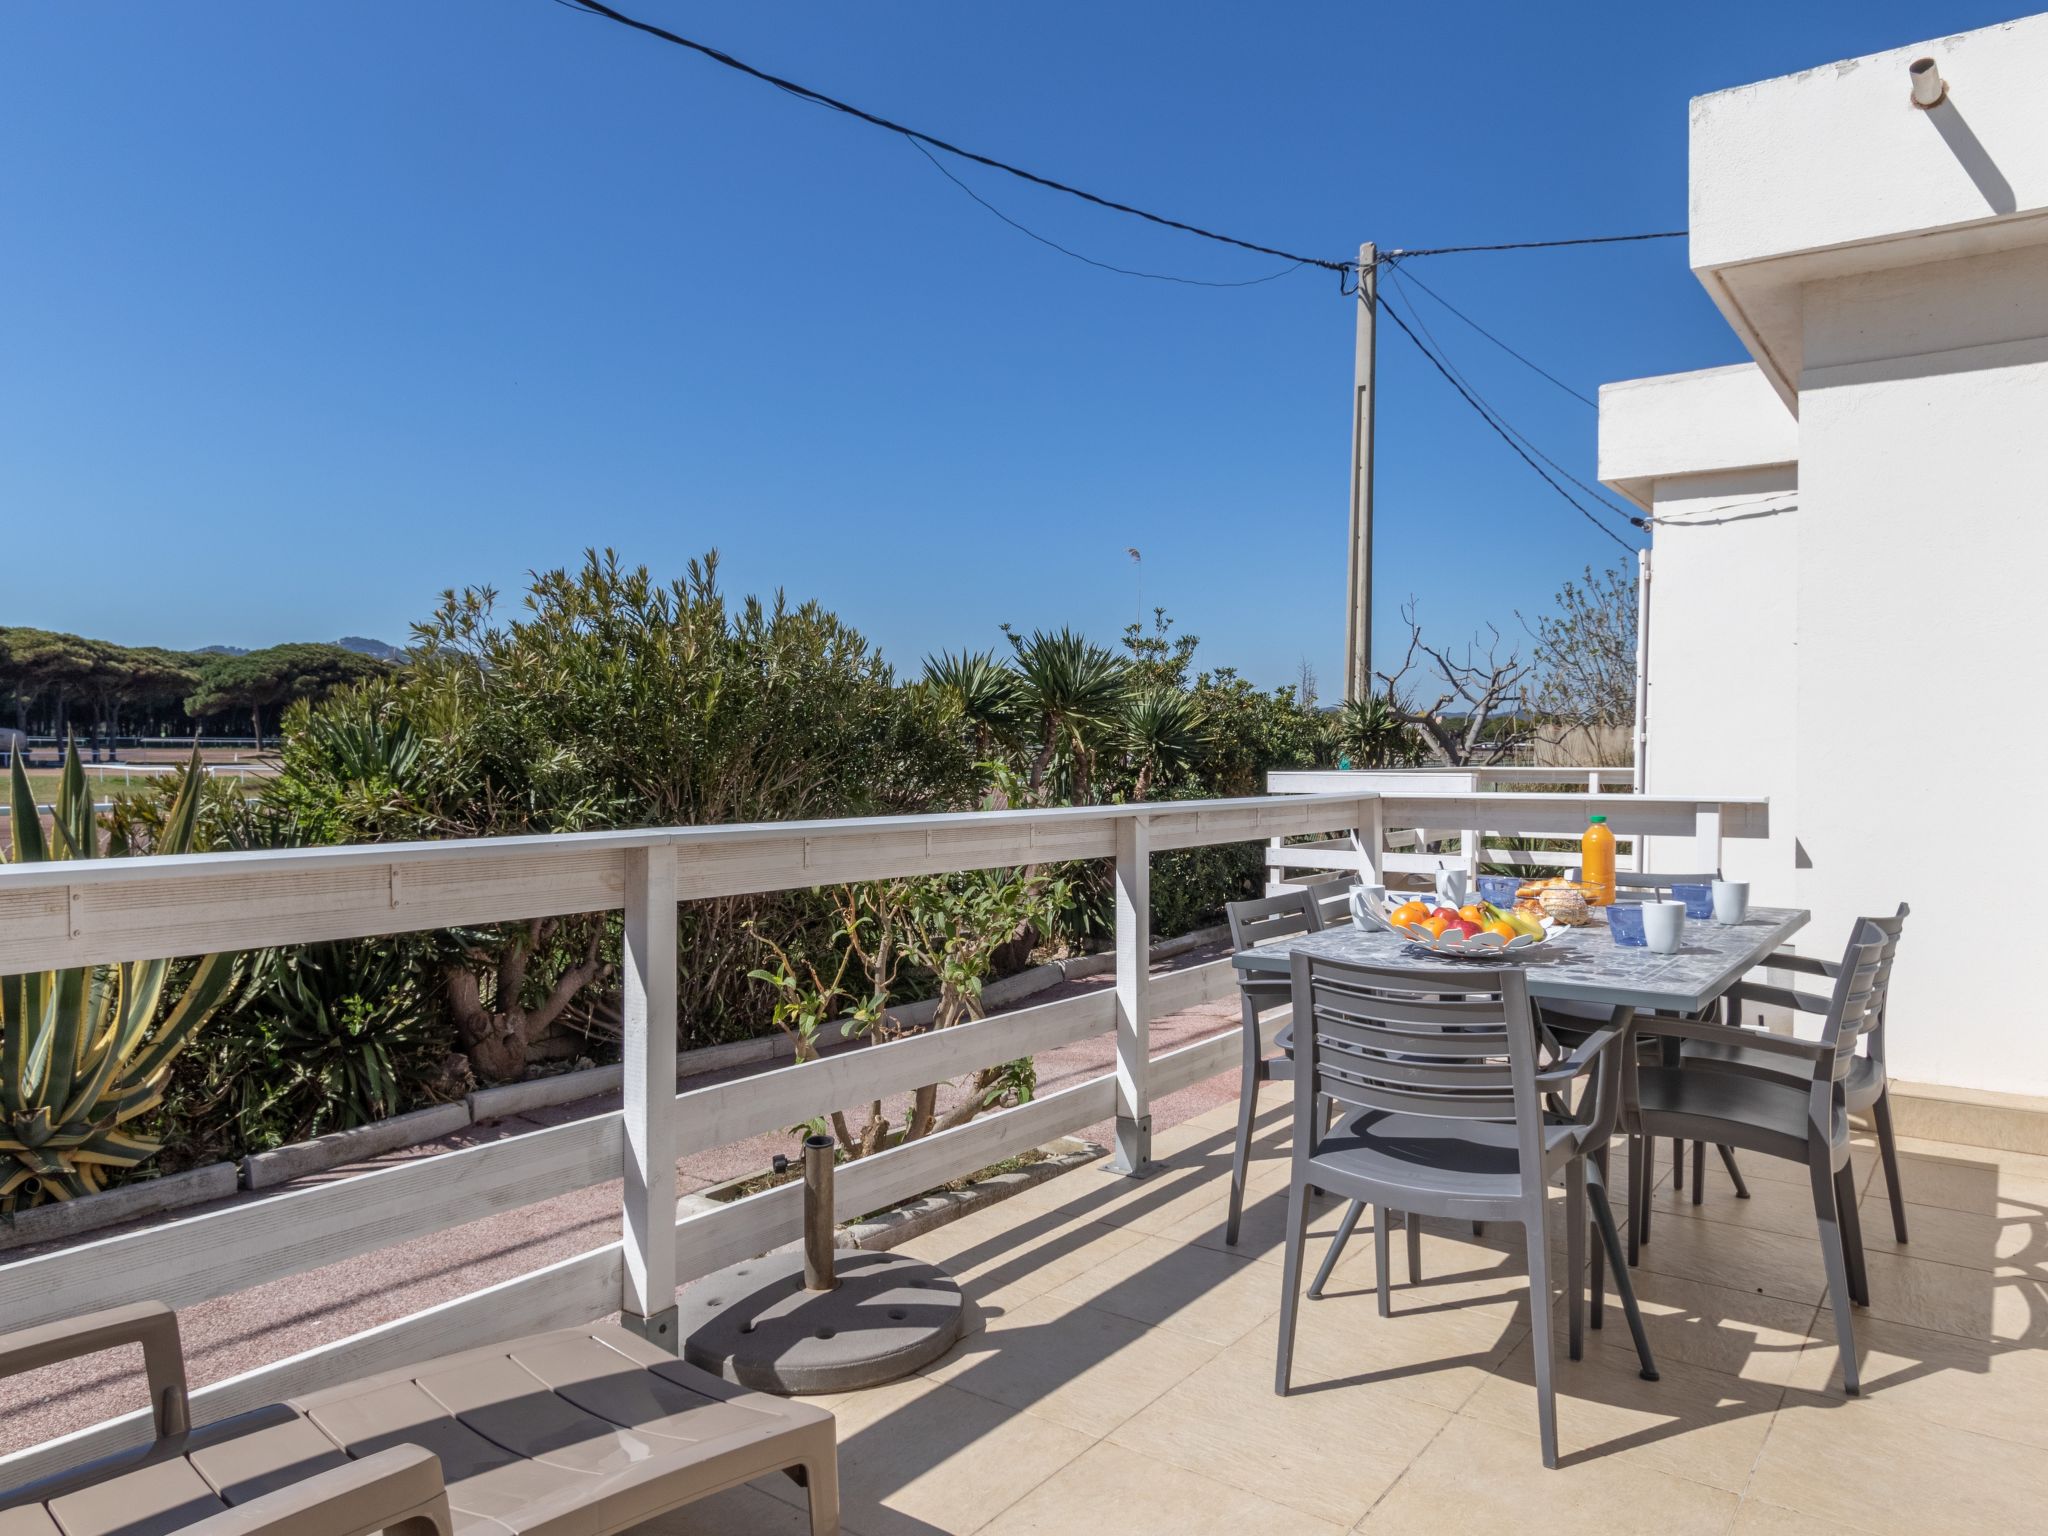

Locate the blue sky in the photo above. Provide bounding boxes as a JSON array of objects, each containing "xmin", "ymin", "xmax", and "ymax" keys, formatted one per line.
[{"xmin": 0, "ymin": 1, "xmax": 2009, "ymax": 691}]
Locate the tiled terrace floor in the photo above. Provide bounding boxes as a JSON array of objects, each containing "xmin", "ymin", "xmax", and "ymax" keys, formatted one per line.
[{"xmin": 647, "ymin": 1086, "xmax": 2048, "ymax": 1535}]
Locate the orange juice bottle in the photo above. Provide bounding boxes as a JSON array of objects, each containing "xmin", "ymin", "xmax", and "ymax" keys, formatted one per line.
[{"xmin": 1581, "ymin": 814, "xmax": 1616, "ymax": 906}]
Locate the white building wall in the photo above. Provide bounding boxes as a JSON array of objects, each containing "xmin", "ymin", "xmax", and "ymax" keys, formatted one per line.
[
  {"xmin": 1639, "ymin": 465, "xmax": 1800, "ymax": 903},
  {"xmin": 1601, "ymin": 14, "xmax": 2048, "ymax": 1097},
  {"xmin": 1794, "ymin": 248, "xmax": 2048, "ymax": 1093}
]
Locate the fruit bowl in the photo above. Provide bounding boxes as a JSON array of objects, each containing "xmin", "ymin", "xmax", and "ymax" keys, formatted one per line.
[
  {"xmin": 1356, "ymin": 891, "xmax": 1560, "ymax": 960},
  {"xmin": 1391, "ymin": 921, "xmax": 1557, "ymax": 960}
]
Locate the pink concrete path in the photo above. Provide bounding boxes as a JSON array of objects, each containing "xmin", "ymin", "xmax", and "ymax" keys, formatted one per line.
[{"xmin": 0, "ymin": 948, "xmax": 1246, "ymax": 1457}]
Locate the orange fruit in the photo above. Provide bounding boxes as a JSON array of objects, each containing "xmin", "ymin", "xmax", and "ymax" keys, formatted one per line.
[
  {"xmin": 1420, "ymin": 915, "xmax": 1450, "ymax": 939},
  {"xmin": 1459, "ymin": 904, "xmax": 1486, "ymax": 925},
  {"xmin": 1390, "ymin": 899, "xmax": 1430, "ymax": 926},
  {"xmin": 1483, "ymin": 919, "xmax": 1519, "ymax": 943}
]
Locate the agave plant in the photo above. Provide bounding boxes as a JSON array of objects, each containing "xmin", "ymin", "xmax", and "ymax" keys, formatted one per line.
[{"xmin": 1, "ymin": 744, "xmax": 239, "ymax": 1209}]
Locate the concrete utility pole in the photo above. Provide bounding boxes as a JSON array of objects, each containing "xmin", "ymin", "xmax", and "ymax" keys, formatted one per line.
[{"xmin": 1343, "ymin": 241, "xmax": 1378, "ymax": 702}]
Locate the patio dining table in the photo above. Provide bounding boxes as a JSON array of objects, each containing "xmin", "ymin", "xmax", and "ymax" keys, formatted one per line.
[{"xmin": 1232, "ymin": 904, "xmax": 1808, "ymax": 1020}]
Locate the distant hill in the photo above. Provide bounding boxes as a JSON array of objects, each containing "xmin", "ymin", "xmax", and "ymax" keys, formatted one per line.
[
  {"xmin": 336, "ymin": 636, "xmax": 404, "ymax": 662},
  {"xmin": 193, "ymin": 637, "xmax": 402, "ymax": 661}
]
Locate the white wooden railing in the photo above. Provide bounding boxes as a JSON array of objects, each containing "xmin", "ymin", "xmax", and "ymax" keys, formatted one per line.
[
  {"xmin": 0, "ymin": 792, "xmax": 1367, "ymax": 1482},
  {"xmin": 1262, "ymin": 770, "xmax": 1766, "ymax": 890},
  {"xmin": 0, "ymin": 784, "xmax": 1768, "ymax": 1484}
]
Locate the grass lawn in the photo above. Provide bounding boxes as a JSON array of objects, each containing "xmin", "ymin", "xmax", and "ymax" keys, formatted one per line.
[{"xmin": 14, "ymin": 769, "xmax": 155, "ymax": 805}]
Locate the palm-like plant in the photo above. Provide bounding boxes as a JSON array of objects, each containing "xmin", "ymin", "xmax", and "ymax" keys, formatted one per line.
[
  {"xmin": 1333, "ymin": 691, "xmax": 1426, "ymax": 769},
  {"xmin": 1, "ymin": 745, "xmax": 239, "ymax": 1209},
  {"xmin": 1122, "ymin": 688, "xmax": 1210, "ymax": 801},
  {"xmin": 921, "ymin": 649, "xmax": 1026, "ymax": 760},
  {"xmin": 1005, "ymin": 628, "xmax": 1128, "ymax": 802}
]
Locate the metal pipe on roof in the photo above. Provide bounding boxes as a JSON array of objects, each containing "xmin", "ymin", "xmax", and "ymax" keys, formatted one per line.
[{"xmin": 1908, "ymin": 57, "xmax": 1947, "ymax": 109}]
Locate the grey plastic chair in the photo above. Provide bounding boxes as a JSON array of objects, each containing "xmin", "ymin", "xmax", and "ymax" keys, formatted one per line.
[
  {"xmin": 1222, "ymin": 887, "xmax": 1421, "ymax": 1277},
  {"xmin": 1223, "ymin": 889, "xmax": 1319, "ymax": 1247},
  {"xmin": 1272, "ymin": 952, "xmax": 1653, "ymax": 1469},
  {"xmin": 1681, "ymin": 905, "xmax": 1910, "ymax": 1240},
  {"xmin": 1564, "ymin": 866, "xmax": 1724, "ymax": 1199},
  {"xmin": 1302, "ymin": 876, "xmax": 1359, "ymax": 931},
  {"xmin": 1624, "ymin": 924, "xmax": 1889, "ymax": 1392}
]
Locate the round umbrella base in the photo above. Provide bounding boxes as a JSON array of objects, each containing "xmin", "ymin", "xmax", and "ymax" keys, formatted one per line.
[{"xmin": 679, "ymin": 1248, "xmax": 964, "ymax": 1395}]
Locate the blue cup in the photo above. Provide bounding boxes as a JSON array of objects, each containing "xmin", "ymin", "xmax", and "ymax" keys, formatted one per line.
[
  {"xmin": 1671, "ymin": 883, "xmax": 1715, "ymax": 919},
  {"xmin": 1476, "ymin": 875, "xmax": 1521, "ymax": 908},
  {"xmin": 1606, "ymin": 905, "xmax": 1647, "ymax": 947}
]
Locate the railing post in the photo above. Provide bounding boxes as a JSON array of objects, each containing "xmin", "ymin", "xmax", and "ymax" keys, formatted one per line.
[
  {"xmin": 1354, "ymin": 797, "xmax": 1384, "ymax": 883},
  {"xmin": 1108, "ymin": 812, "xmax": 1152, "ymax": 1176},
  {"xmin": 619, "ymin": 843, "xmax": 680, "ymax": 1349},
  {"xmin": 1695, "ymin": 804, "xmax": 1724, "ymax": 877}
]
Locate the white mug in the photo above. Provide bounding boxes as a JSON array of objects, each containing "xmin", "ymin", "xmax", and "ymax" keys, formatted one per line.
[
  {"xmin": 1434, "ymin": 868, "xmax": 1468, "ymax": 910},
  {"xmin": 1641, "ymin": 900, "xmax": 1686, "ymax": 954},
  {"xmin": 1711, "ymin": 880, "xmax": 1751, "ymax": 925},
  {"xmin": 1349, "ymin": 884, "xmax": 1388, "ymax": 928}
]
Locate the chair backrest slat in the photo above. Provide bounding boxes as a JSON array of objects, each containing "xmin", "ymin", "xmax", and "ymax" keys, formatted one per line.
[
  {"xmin": 1857, "ymin": 903, "xmax": 1909, "ymax": 1070},
  {"xmin": 1316, "ymin": 1074, "xmax": 1518, "ymax": 1120},
  {"xmin": 1302, "ymin": 877, "xmax": 1358, "ymax": 931},
  {"xmin": 1228, "ymin": 889, "xmax": 1316, "ymax": 952},
  {"xmin": 1816, "ymin": 926, "xmax": 1889, "ymax": 1091},
  {"xmin": 1307, "ymin": 989, "xmax": 1509, "ymax": 1031},
  {"xmin": 1291, "ymin": 953, "xmax": 1539, "ymax": 1129}
]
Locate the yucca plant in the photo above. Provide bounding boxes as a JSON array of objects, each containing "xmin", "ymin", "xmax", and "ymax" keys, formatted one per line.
[{"xmin": 1, "ymin": 744, "xmax": 239, "ymax": 1210}]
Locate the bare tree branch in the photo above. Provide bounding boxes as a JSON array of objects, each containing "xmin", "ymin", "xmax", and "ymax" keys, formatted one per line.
[{"xmin": 1372, "ymin": 598, "xmax": 1533, "ymax": 767}]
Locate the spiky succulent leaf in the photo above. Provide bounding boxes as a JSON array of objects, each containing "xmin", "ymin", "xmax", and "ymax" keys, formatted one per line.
[{"xmin": 0, "ymin": 741, "xmax": 238, "ymax": 1211}]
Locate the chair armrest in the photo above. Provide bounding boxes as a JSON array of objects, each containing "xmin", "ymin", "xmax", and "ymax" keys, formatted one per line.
[
  {"xmin": 1759, "ymin": 949, "xmax": 1838, "ymax": 978},
  {"xmin": 1634, "ymin": 1016, "xmax": 1829, "ymax": 1062},
  {"xmin": 172, "ymin": 1446, "xmax": 451, "ymax": 1536},
  {"xmin": 0, "ymin": 1301, "xmax": 189, "ymax": 1437},
  {"xmin": 1726, "ymin": 981, "xmax": 1834, "ymax": 1017},
  {"xmin": 1534, "ymin": 1025, "xmax": 1624, "ymax": 1088}
]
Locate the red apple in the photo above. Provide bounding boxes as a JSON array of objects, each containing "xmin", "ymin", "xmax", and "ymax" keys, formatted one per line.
[
  {"xmin": 1431, "ymin": 907, "xmax": 1463, "ymax": 925},
  {"xmin": 1451, "ymin": 918, "xmax": 1481, "ymax": 939}
]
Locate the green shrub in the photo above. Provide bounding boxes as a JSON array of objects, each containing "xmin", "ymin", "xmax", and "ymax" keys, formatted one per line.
[{"xmin": 224, "ymin": 941, "xmax": 459, "ymax": 1151}]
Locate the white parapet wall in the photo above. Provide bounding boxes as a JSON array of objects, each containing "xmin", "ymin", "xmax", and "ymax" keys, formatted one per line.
[
  {"xmin": 1688, "ymin": 12, "xmax": 2048, "ymax": 407},
  {"xmin": 1604, "ymin": 11, "xmax": 2048, "ymax": 1096}
]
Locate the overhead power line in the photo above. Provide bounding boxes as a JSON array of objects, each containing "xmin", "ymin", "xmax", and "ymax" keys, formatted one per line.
[
  {"xmin": 1388, "ymin": 231, "xmax": 1687, "ymax": 258},
  {"xmin": 555, "ymin": 0, "xmax": 1355, "ymax": 278},
  {"xmin": 1385, "ymin": 262, "xmax": 1595, "ymax": 408},
  {"xmin": 905, "ymin": 139, "xmax": 1309, "ymax": 288},
  {"xmin": 1385, "ymin": 267, "xmax": 1641, "ymax": 526},
  {"xmin": 554, "ymin": 2, "xmax": 1687, "ymax": 289},
  {"xmin": 1375, "ymin": 289, "xmax": 1641, "ymax": 555}
]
